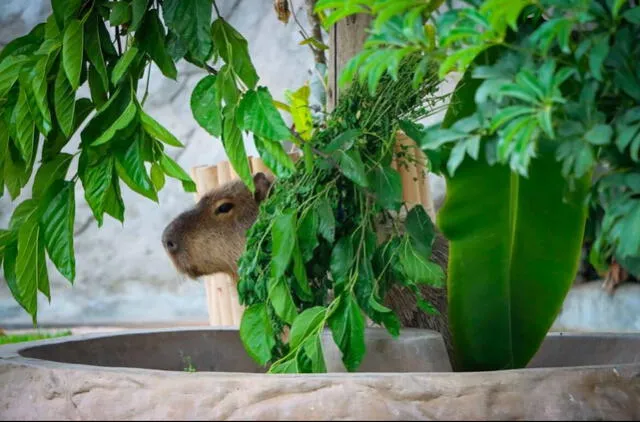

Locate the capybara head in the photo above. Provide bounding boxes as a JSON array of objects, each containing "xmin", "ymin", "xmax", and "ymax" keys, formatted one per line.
[{"xmin": 162, "ymin": 172, "xmax": 272, "ymax": 278}]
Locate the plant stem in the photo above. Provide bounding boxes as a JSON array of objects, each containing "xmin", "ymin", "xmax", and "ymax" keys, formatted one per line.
[
  {"xmin": 213, "ymin": 0, "xmax": 221, "ymax": 17},
  {"xmin": 115, "ymin": 26, "xmax": 123, "ymax": 55}
]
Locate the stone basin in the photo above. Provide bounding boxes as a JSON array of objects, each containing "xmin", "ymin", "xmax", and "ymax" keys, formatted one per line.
[{"xmin": 1, "ymin": 327, "xmax": 639, "ymax": 420}]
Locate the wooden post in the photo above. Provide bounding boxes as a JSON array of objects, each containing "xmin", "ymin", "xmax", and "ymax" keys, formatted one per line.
[
  {"xmin": 327, "ymin": 14, "xmax": 373, "ymax": 113},
  {"xmin": 326, "ymin": 13, "xmax": 436, "ymax": 218},
  {"xmin": 190, "ymin": 164, "xmax": 245, "ymax": 328}
]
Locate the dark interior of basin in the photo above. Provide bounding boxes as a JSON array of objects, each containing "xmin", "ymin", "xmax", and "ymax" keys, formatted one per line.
[{"xmin": 17, "ymin": 330, "xmax": 640, "ymax": 372}]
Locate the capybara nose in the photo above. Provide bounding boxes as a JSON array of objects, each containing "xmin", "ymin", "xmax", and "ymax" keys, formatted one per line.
[{"xmin": 162, "ymin": 226, "xmax": 179, "ymax": 254}]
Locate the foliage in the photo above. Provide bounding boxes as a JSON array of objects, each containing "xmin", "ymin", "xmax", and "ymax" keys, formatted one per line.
[
  {"xmin": 317, "ymin": 0, "xmax": 640, "ymax": 281},
  {"xmin": 0, "ymin": 0, "xmax": 297, "ymax": 324},
  {"xmin": 316, "ymin": 0, "xmax": 640, "ymax": 370},
  {"xmin": 237, "ymin": 58, "xmax": 444, "ymax": 373}
]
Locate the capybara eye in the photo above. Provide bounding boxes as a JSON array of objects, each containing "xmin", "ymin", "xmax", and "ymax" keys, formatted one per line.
[{"xmin": 216, "ymin": 203, "xmax": 234, "ymax": 214}]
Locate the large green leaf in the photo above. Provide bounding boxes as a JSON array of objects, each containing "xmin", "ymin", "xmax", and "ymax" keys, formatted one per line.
[
  {"xmin": 211, "ymin": 18, "xmax": 259, "ymax": 89},
  {"xmin": 240, "ymin": 303, "xmax": 275, "ymax": 366},
  {"xmin": 140, "ymin": 109, "xmax": 183, "ymax": 147},
  {"xmin": 236, "ymin": 87, "xmax": 292, "ymax": 141},
  {"xmin": 190, "ymin": 75, "xmax": 222, "ymax": 137},
  {"xmin": 162, "ymin": 0, "xmax": 212, "ymax": 62},
  {"xmin": 80, "ymin": 154, "xmax": 114, "ymax": 226},
  {"xmin": 115, "ymin": 135, "xmax": 158, "ymax": 202},
  {"xmin": 13, "ymin": 87, "xmax": 36, "ymax": 163},
  {"xmin": 81, "ymin": 83, "xmax": 137, "ymax": 146},
  {"xmin": 62, "ymin": 19, "xmax": 84, "ymax": 90},
  {"xmin": 84, "ymin": 12, "xmax": 109, "ymax": 90},
  {"xmin": 222, "ymin": 110, "xmax": 254, "ymax": 191},
  {"xmin": 0, "ymin": 56, "xmax": 30, "ymax": 98},
  {"xmin": 41, "ymin": 181, "xmax": 76, "ymax": 282},
  {"xmin": 32, "ymin": 153, "xmax": 74, "ymax": 199},
  {"xmin": 254, "ymin": 136, "xmax": 296, "ymax": 178},
  {"xmin": 437, "ymin": 59, "xmax": 591, "ymax": 371},
  {"xmin": 16, "ymin": 210, "xmax": 50, "ymax": 320},
  {"xmin": 54, "ymin": 64, "xmax": 76, "ymax": 137},
  {"xmin": 327, "ymin": 293, "xmax": 366, "ymax": 372},
  {"xmin": 271, "ymin": 210, "xmax": 297, "ymax": 279},
  {"xmin": 136, "ymin": 10, "xmax": 178, "ymax": 80}
]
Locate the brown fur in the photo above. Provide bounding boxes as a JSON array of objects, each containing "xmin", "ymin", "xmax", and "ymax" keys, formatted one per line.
[{"xmin": 162, "ymin": 173, "xmax": 453, "ymax": 366}]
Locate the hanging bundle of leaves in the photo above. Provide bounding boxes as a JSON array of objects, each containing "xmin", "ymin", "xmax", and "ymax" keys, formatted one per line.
[{"xmin": 237, "ymin": 55, "xmax": 445, "ymax": 373}]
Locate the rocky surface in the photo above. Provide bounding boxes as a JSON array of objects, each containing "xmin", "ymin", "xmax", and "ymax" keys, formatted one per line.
[
  {"xmin": 0, "ymin": 0, "xmax": 450, "ymax": 326},
  {"xmin": 0, "ymin": 360, "xmax": 638, "ymax": 420}
]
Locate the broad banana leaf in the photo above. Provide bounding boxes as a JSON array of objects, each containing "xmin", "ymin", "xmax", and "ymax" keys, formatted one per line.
[{"xmin": 437, "ymin": 52, "xmax": 591, "ymax": 371}]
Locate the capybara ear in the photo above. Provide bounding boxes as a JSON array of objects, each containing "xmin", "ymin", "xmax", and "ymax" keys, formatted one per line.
[{"xmin": 253, "ymin": 172, "xmax": 272, "ymax": 203}]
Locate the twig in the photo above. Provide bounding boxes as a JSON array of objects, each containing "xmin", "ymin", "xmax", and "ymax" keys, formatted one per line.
[
  {"xmin": 115, "ymin": 26, "xmax": 122, "ymax": 55},
  {"xmin": 304, "ymin": 0, "xmax": 327, "ymax": 65},
  {"xmin": 213, "ymin": 0, "xmax": 221, "ymax": 17}
]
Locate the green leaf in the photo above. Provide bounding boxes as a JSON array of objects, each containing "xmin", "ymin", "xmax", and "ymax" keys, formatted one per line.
[
  {"xmin": 88, "ymin": 64, "xmax": 108, "ymax": 109},
  {"xmin": 240, "ymin": 303, "xmax": 275, "ymax": 366},
  {"xmin": 0, "ymin": 22, "xmax": 44, "ymax": 64},
  {"xmin": 285, "ymin": 85, "xmax": 313, "ymax": 141},
  {"xmin": 254, "ymin": 136, "xmax": 296, "ymax": 178},
  {"xmin": 585, "ymin": 124, "xmax": 613, "ymax": 146},
  {"xmin": 297, "ymin": 209, "xmax": 319, "ymax": 262},
  {"xmin": 268, "ymin": 277, "xmax": 298, "ymax": 325},
  {"xmin": 289, "ymin": 306, "xmax": 326, "ymax": 349},
  {"xmin": 111, "ymin": 46, "xmax": 139, "ymax": 86},
  {"xmin": 303, "ymin": 334, "xmax": 327, "ymax": 373},
  {"xmin": 438, "ymin": 143, "xmax": 590, "ymax": 370},
  {"xmin": 130, "ymin": 0, "xmax": 149, "ymax": 31},
  {"xmin": 330, "ymin": 237, "xmax": 353, "ymax": 287},
  {"xmin": 80, "ymin": 155, "xmax": 114, "ymax": 226},
  {"xmin": 368, "ymin": 166, "xmax": 402, "ymax": 211},
  {"xmin": 116, "ymin": 136, "xmax": 158, "ymax": 201},
  {"xmin": 137, "ymin": 10, "xmax": 178, "ymax": 80},
  {"xmin": 317, "ymin": 198, "xmax": 335, "ymax": 242},
  {"xmin": 211, "ymin": 18, "xmax": 259, "ymax": 89},
  {"xmin": 0, "ymin": 56, "xmax": 30, "ymax": 98},
  {"xmin": 54, "ymin": 64, "xmax": 76, "ymax": 137},
  {"xmin": 62, "ymin": 19, "xmax": 84, "ymax": 90},
  {"xmin": 32, "ymin": 153, "xmax": 73, "ymax": 199},
  {"xmin": 269, "ymin": 357, "xmax": 298, "ymax": 373},
  {"xmin": 3, "ymin": 242, "xmax": 24, "ymax": 312},
  {"xmin": 41, "ymin": 181, "xmax": 76, "ymax": 282},
  {"xmin": 623, "ymin": 6, "xmax": 640, "ymax": 23},
  {"xmin": 190, "ymin": 75, "xmax": 222, "ymax": 137},
  {"xmin": 437, "ymin": 48, "xmax": 592, "ymax": 370},
  {"xmin": 31, "ymin": 56, "xmax": 53, "ymax": 132},
  {"xmin": 292, "ymin": 245, "xmax": 313, "ymax": 301},
  {"xmin": 140, "ymin": 109, "xmax": 183, "ymax": 147},
  {"xmin": 399, "ymin": 236, "xmax": 444, "ymax": 287},
  {"xmin": 271, "ymin": 211, "xmax": 297, "ymax": 279},
  {"xmin": 222, "ymin": 111, "xmax": 254, "ymax": 191},
  {"xmin": 327, "ymin": 293, "xmax": 366, "ymax": 372},
  {"xmin": 336, "ymin": 149, "xmax": 368, "ymax": 187},
  {"xmin": 109, "ymin": 1, "xmax": 131, "ymax": 26},
  {"xmin": 16, "ymin": 210, "xmax": 49, "ymax": 318},
  {"xmin": 150, "ymin": 163, "xmax": 166, "ymax": 191},
  {"xmin": 159, "ymin": 153, "xmax": 195, "ymax": 192},
  {"xmin": 81, "ymin": 83, "xmax": 138, "ymax": 146},
  {"xmin": 84, "ymin": 13, "xmax": 109, "ymax": 90},
  {"xmin": 162, "ymin": 0, "xmax": 213, "ymax": 62},
  {"xmin": 589, "ymin": 34, "xmax": 609, "ymax": 81},
  {"xmin": 103, "ymin": 169, "xmax": 125, "ymax": 223},
  {"xmin": 323, "ymin": 129, "xmax": 361, "ymax": 153},
  {"xmin": 237, "ymin": 87, "xmax": 292, "ymax": 141},
  {"xmin": 405, "ymin": 205, "xmax": 436, "ymax": 256},
  {"xmin": 13, "ymin": 87, "xmax": 36, "ymax": 163}
]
